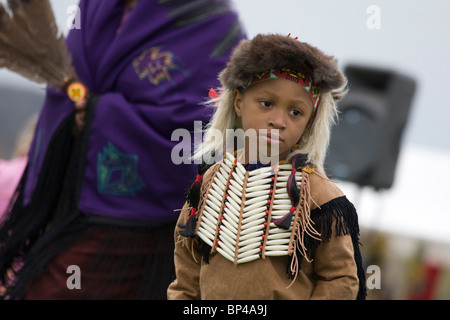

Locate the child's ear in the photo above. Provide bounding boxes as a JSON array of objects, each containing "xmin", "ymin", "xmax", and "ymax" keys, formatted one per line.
[{"xmin": 234, "ymin": 88, "xmax": 244, "ymax": 117}]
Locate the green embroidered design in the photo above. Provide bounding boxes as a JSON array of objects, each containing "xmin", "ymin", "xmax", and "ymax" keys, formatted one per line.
[{"xmin": 97, "ymin": 142, "xmax": 145, "ymax": 196}]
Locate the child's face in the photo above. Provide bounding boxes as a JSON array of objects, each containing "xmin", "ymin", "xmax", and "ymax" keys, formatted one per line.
[{"xmin": 234, "ymin": 79, "xmax": 314, "ymax": 162}]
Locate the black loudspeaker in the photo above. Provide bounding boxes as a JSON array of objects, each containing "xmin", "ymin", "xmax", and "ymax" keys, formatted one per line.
[{"xmin": 325, "ymin": 64, "xmax": 416, "ymax": 190}]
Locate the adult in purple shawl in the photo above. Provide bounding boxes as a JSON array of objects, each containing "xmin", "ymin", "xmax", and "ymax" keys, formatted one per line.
[{"xmin": 0, "ymin": 0, "xmax": 246, "ymax": 299}]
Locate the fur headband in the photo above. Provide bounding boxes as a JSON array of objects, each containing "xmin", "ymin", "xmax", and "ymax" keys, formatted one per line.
[{"xmin": 219, "ymin": 33, "xmax": 347, "ymax": 100}]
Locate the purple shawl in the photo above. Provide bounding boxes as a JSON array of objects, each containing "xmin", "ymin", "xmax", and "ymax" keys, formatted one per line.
[{"xmin": 23, "ymin": 0, "xmax": 246, "ymax": 222}]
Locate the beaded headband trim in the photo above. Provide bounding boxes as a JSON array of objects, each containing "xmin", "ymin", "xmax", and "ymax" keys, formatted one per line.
[{"xmin": 243, "ymin": 67, "xmax": 321, "ymax": 111}]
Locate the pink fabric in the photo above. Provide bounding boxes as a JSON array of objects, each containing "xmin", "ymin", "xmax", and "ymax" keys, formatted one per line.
[{"xmin": 0, "ymin": 157, "xmax": 27, "ymax": 216}]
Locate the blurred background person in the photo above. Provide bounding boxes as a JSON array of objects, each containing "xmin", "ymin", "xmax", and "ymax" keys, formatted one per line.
[
  {"xmin": 0, "ymin": 114, "xmax": 37, "ymax": 218},
  {"xmin": 0, "ymin": 0, "xmax": 246, "ymax": 299}
]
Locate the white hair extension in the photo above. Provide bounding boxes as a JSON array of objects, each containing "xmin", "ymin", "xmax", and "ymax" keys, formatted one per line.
[
  {"xmin": 192, "ymin": 88, "xmax": 236, "ymax": 164},
  {"xmin": 287, "ymin": 92, "xmax": 337, "ymax": 173},
  {"xmin": 287, "ymin": 82, "xmax": 348, "ymax": 173}
]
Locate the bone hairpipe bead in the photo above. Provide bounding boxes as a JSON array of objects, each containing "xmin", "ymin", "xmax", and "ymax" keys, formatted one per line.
[
  {"xmin": 197, "ymin": 226, "xmax": 215, "ymax": 241},
  {"xmin": 223, "ymin": 204, "xmax": 240, "ymax": 219},
  {"xmin": 237, "ymin": 254, "xmax": 260, "ymax": 264},
  {"xmin": 244, "ymin": 194, "xmax": 269, "ymax": 206},
  {"xmin": 197, "ymin": 229, "xmax": 214, "ymax": 247},
  {"xmin": 218, "ymin": 228, "xmax": 236, "ymax": 246},
  {"xmin": 243, "ymin": 199, "xmax": 269, "ymax": 213},
  {"xmin": 238, "ymin": 235, "xmax": 262, "ymax": 247},
  {"xmin": 242, "ymin": 206, "xmax": 266, "ymax": 218},
  {"xmin": 223, "ymin": 157, "xmax": 233, "ymax": 168},
  {"xmin": 265, "ymin": 245, "xmax": 289, "ymax": 251},
  {"xmin": 227, "ymin": 188, "xmax": 242, "ymax": 205},
  {"xmin": 247, "ymin": 170, "xmax": 274, "ymax": 182},
  {"xmin": 202, "ymin": 207, "xmax": 219, "ymax": 221},
  {"xmin": 221, "ymin": 218, "xmax": 238, "ymax": 234},
  {"xmin": 200, "ymin": 219, "xmax": 217, "ymax": 235},
  {"xmin": 208, "ymin": 187, "xmax": 224, "ymax": 203},
  {"xmin": 246, "ymin": 177, "xmax": 273, "ymax": 188},
  {"xmin": 212, "ymin": 183, "xmax": 225, "ymax": 197},
  {"xmin": 267, "ymin": 232, "xmax": 293, "ymax": 240},
  {"xmin": 223, "ymin": 208, "xmax": 240, "ymax": 225},
  {"xmin": 231, "ymin": 171, "xmax": 244, "ymax": 186},
  {"xmin": 272, "ymin": 198, "xmax": 291, "ymax": 205},
  {"xmin": 237, "ymin": 241, "xmax": 260, "ymax": 253},
  {"xmin": 222, "ymin": 214, "xmax": 239, "ymax": 230},
  {"xmin": 218, "ymin": 168, "xmax": 230, "ymax": 182},
  {"xmin": 234, "ymin": 168, "xmax": 245, "ymax": 181},
  {"xmin": 237, "ymin": 247, "xmax": 261, "ymax": 259},
  {"xmin": 219, "ymin": 225, "xmax": 236, "ymax": 242},
  {"xmin": 268, "ymin": 210, "xmax": 288, "ymax": 218},
  {"xmin": 206, "ymin": 199, "xmax": 221, "ymax": 213},
  {"xmin": 269, "ymin": 222, "xmax": 293, "ymax": 229},
  {"xmin": 216, "ymin": 247, "xmax": 235, "ymax": 263},
  {"xmin": 245, "ymin": 184, "xmax": 271, "ymax": 193},
  {"xmin": 276, "ymin": 170, "xmax": 293, "ymax": 176},
  {"xmin": 245, "ymin": 190, "xmax": 269, "ymax": 198},
  {"xmin": 235, "ymin": 162, "xmax": 246, "ymax": 176},
  {"xmin": 275, "ymin": 187, "xmax": 287, "ymax": 194},
  {"xmin": 239, "ymin": 224, "xmax": 265, "ymax": 236},
  {"xmin": 201, "ymin": 214, "xmax": 218, "ymax": 231},
  {"xmin": 213, "ymin": 177, "xmax": 226, "ymax": 191},
  {"xmin": 204, "ymin": 205, "xmax": 220, "ymax": 219},
  {"xmin": 266, "ymin": 238, "xmax": 290, "ymax": 245},
  {"xmin": 229, "ymin": 184, "xmax": 243, "ymax": 198},
  {"xmin": 224, "ymin": 152, "xmax": 236, "ymax": 162},
  {"xmin": 225, "ymin": 196, "xmax": 241, "ymax": 213},
  {"xmin": 198, "ymin": 222, "xmax": 216, "ymax": 239},
  {"xmin": 221, "ymin": 161, "xmax": 231, "ymax": 173},
  {"xmin": 218, "ymin": 237, "xmax": 236, "ymax": 255},
  {"xmin": 276, "ymin": 175, "xmax": 289, "ymax": 182},
  {"xmin": 241, "ymin": 211, "xmax": 266, "ymax": 224},
  {"xmin": 274, "ymin": 193, "xmax": 289, "ymax": 199},
  {"xmin": 248, "ymin": 166, "xmax": 273, "ymax": 176},
  {"xmin": 264, "ymin": 251, "xmax": 288, "ymax": 257},
  {"xmin": 229, "ymin": 179, "xmax": 244, "ymax": 191},
  {"xmin": 271, "ymin": 204, "xmax": 292, "ymax": 210},
  {"xmin": 240, "ymin": 217, "xmax": 266, "ymax": 231},
  {"xmin": 268, "ymin": 228, "xmax": 292, "ymax": 236},
  {"xmin": 238, "ymin": 230, "xmax": 264, "ymax": 242},
  {"xmin": 207, "ymin": 192, "xmax": 223, "ymax": 208}
]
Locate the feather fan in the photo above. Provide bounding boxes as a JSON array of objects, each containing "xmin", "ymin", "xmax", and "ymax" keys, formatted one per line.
[{"xmin": 0, "ymin": 0, "xmax": 86, "ymax": 102}]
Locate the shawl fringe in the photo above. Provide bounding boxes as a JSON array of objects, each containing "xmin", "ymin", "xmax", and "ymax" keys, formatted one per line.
[{"xmin": 0, "ymin": 95, "xmax": 99, "ymax": 299}]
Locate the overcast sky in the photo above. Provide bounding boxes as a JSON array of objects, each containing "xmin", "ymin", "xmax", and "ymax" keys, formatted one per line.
[{"xmin": 1, "ymin": 0, "xmax": 449, "ymax": 151}]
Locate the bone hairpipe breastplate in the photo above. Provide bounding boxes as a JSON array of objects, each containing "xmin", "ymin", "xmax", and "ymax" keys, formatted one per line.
[{"xmin": 196, "ymin": 153, "xmax": 304, "ymax": 265}]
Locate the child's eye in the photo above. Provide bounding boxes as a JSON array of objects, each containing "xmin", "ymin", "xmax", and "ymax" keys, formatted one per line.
[
  {"xmin": 290, "ymin": 109, "xmax": 303, "ymax": 117},
  {"xmin": 259, "ymin": 100, "xmax": 272, "ymax": 108}
]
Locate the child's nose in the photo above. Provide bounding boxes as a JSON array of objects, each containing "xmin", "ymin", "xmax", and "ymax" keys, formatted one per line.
[{"xmin": 268, "ymin": 110, "xmax": 287, "ymax": 129}]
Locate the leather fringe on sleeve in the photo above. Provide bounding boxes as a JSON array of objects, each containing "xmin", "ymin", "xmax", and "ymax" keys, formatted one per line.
[{"xmin": 289, "ymin": 195, "xmax": 367, "ymax": 300}]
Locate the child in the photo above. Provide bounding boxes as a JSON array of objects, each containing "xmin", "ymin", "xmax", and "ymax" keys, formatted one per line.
[{"xmin": 167, "ymin": 34, "xmax": 366, "ymax": 300}]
